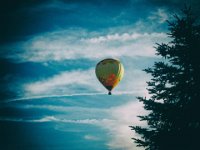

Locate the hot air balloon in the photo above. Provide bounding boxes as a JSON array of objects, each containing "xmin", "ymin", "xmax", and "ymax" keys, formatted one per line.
[{"xmin": 95, "ymin": 58, "xmax": 124, "ymax": 95}]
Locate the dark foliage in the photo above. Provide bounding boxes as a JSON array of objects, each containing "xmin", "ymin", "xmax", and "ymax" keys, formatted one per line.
[{"xmin": 130, "ymin": 7, "xmax": 200, "ymax": 150}]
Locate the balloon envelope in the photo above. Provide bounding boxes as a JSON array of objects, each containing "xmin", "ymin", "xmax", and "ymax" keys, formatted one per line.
[{"xmin": 95, "ymin": 58, "xmax": 124, "ymax": 94}]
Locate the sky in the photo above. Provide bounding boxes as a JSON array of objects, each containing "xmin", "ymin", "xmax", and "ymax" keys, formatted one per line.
[{"xmin": 0, "ymin": 0, "xmax": 199, "ymax": 150}]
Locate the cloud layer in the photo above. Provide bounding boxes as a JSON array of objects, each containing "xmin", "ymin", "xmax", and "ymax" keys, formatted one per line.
[
  {"xmin": 0, "ymin": 100, "xmax": 148, "ymax": 150},
  {"xmin": 2, "ymin": 27, "xmax": 167, "ymax": 63}
]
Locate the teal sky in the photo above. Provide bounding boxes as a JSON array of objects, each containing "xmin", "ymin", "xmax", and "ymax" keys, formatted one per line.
[{"xmin": 0, "ymin": 0, "xmax": 199, "ymax": 150}]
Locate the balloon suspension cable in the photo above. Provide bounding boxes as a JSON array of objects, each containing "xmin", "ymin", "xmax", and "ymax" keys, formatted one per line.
[{"xmin": 108, "ymin": 91, "xmax": 112, "ymax": 95}]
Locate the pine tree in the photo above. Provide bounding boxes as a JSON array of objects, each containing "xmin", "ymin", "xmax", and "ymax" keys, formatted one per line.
[{"xmin": 130, "ymin": 7, "xmax": 200, "ymax": 150}]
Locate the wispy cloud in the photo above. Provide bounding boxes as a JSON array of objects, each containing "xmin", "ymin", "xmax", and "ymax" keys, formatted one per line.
[
  {"xmin": 4, "ymin": 93, "xmax": 103, "ymax": 103},
  {"xmin": 84, "ymin": 135, "xmax": 100, "ymax": 141},
  {"xmin": 5, "ymin": 91, "xmax": 139, "ymax": 103},
  {"xmin": 20, "ymin": 65, "xmax": 150, "ymax": 98},
  {"xmin": 24, "ymin": 68, "xmax": 100, "ymax": 96},
  {"xmin": 0, "ymin": 116, "xmax": 111, "ymax": 124},
  {"xmin": 102, "ymin": 101, "xmax": 148, "ymax": 150},
  {"xmin": 19, "ymin": 105, "xmax": 110, "ymax": 120},
  {"xmin": 148, "ymin": 8, "xmax": 169, "ymax": 23},
  {"xmin": 0, "ymin": 116, "xmax": 57, "ymax": 123},
  {"xmin": 84, "ymin": 32, "xmax": 165, "ymax": 43},
  {"xmin": 1, "ymin": 100, "xmax": 148, "ymax": 150},
  {"xmin": 2, "ymin": 27, "xmax": 167, "ymax": 62}
]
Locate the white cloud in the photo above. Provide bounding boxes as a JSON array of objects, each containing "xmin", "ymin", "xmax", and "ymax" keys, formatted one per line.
[
  {"xmin": 84, "ymin": 135, "xmax": 100, "ymax": 141},
  {"xmin": 148, "ymin": 8, "xmax": 169, "ymax": 23},
  {"xmin": 3, "ymin": 28, "xmax": 167, "ymax": 62},
  {"xmin": 35, "ymin": 101, "xmax": 147, "ymax": 150},
  {"xmin": 0, "ymin": 116, "xmax": 113, "ymax": 124},
  {"xmin": 60, "ymin": 119, "xmax": 106, "ymax": 124},
  {"xmin": 30, "ymin": 102, "xmax": 146, "ymax": 150},
  {"xmin": 84, "ymin": 32, "xmax": 165, "ymax": 43},
  {"xmin": 0, "ymin": 116, "xmax": 57, "ymax": 123},
  {"xmin": 21, "ymin": 105, "xmax": 110, "ymax": 120},
  {"xmin": 1, "ymin": 100, "xmax": 148, "ymax": 150},
  {"xmin": 6, "ymin": 91, "xmax": 141, "ymax": 103},
  {"xmin": 1, "ymin": 7, "xmax": 172, "ymax": 64},
  {"xmin": 22, "ymin": 63, "xmax": 150, "ymax": 97},
  {"xmin": 101, "ymin": 101, "xmax": 148, "ymax": 150},
  {"xmin": 34, "ymin": 116, "xmax": 58, "ymax": 122},
  {"xmin": 44, "ymin": 102, "xmax": 148, "ymax": 150},
  {"xmin": 115, "ymin": 67, "xmax": 150, "ymax": 96},
  {"xmin": 24, "ymin": 68, "xmax": 101, "ymax": 96}
]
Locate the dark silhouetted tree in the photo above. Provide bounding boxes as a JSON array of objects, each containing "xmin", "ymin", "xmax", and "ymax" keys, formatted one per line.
[{"xmin": 130, "ymin": 7, "xmax": 200, "ymax": 150}]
